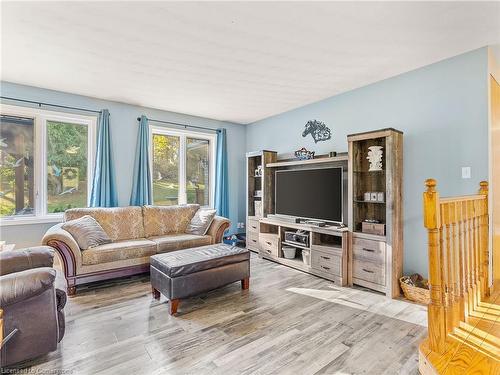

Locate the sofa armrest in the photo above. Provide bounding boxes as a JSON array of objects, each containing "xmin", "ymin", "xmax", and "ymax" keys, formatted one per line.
[
  {"xmin": 42, "ymin": 223, "xmax": 82, "ymax": 278},
  {"xmin": 207, "ymin": 216, "xmax": 231, "ymax": 243},
  {"xmin": 0, "ymin": 267, "xmax": 56, "ymax": 307},
  {"xmin": 0, "ymin": 246, "xmax": 54, "ymax": 276}
]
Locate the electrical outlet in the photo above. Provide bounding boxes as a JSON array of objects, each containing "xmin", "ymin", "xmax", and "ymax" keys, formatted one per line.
[{"xmin": 461, "ymin": 166, "xmax": 471, "ymax": 179}]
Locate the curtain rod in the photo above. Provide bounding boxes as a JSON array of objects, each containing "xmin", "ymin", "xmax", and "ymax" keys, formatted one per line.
[
  {"xmin": 1, "ymin": 96, "xmax": 102, "ymax": 114},
  {"xmin": 138, "ymin": 116, "xmax": 217, "ymax": 133}
]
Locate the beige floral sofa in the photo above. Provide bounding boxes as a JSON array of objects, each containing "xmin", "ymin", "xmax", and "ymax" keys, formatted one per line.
[{"xmin": 42, "ymin": 204, "xmax": 230, "ymax": 296}]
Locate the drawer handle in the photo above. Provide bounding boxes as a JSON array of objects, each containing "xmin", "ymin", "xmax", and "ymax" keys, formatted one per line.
[
  {"xmin": 321, "ymin": 266, "xmax": 331, "ymax": 270},
  {"xmin": 362, "ymin": 268, "xmax": 374, "ymax": 273},
  {"xmin": 362, "ymin": 248, "xmax": 375, "ymax": 253},
  {"xmin": 320, "ymin": 256, "xmax": 330, "ymax": 260},
  {"xmin": 252, "ymin": 226, "xmax": 257, "ymax": 230},
  {"xmin": 266, "ymin": 241, "xmax": 272, "ymax": 245},
  {"xmin": 266, "ymin": 249, "xmax": 271, "ymax": 254},
  {"xmin": 252, "ymin": 239, "xmax": 257, "ymax": 243}
]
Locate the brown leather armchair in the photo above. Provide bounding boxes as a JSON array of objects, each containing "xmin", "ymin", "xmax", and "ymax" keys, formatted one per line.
[{"xmin": 0, "ymin": 246, "xmax": 66, "ymax": 367}]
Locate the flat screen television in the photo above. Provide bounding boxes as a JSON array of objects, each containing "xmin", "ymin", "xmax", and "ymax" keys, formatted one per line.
[{"xmin": 275, "ymin": 167, "xmax": 343, "ymax": 222}]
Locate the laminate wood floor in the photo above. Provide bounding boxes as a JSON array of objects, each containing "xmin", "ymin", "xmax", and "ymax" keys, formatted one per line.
[{"xmin": 28, "ymin": 254, "xmax": 427, "ymax": 375}]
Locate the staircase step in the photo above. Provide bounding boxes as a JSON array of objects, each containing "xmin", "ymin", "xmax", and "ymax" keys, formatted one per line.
[
  {"xmin": 458, "ymin": 321, "xmax": 500, "ymax": 347},
  {"xmin": 450, "ymin": 329, "xmax": 500, "ymax": 361},
  {"xmin": 465, "ymin": 316, "xmax": 500, "ymax": 337},
  {"xmin": 419, "ymin": 338, "xmax": 500, "ymax": 375},
  {"xmin": 469, "ymin": 310, "xmax": 500, "ymax": 322},
  {"xmin": 483, "ymin": 288, "xmax": 500, "ymax": 304},
  {"xmin": 419, "ymin": 288, "xmax": 500, "ymax": 374},
  {"xmin": 475, "ymin": 303, "xmax": 500, "ymax": 314}
]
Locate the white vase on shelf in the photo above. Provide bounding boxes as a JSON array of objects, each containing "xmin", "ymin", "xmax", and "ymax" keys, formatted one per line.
[{"xmin": 367, "ymin": 146, "xmax": 383, "ymax": 171}]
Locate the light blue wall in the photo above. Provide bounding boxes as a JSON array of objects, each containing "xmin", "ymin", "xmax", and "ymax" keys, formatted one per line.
[
  {"xmin": 1, "ymin": 82, "xmax": 247, "ymax": 248},
  {"xmin": 246, "ymin": 48, "xmax": 490, "ymax": 276},
  {"xmin": 1, "ymin": 48, "xmax": 490, "ymax": 274}
]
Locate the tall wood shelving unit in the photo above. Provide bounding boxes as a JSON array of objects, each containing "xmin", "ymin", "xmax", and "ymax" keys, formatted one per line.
[
  {"xmin": 348, "ymin": 128, "xmax": 403, "ymax": 297},
  {"xmin": 246, "ymin": 150, "xmax": 277, "ymax": 252}
]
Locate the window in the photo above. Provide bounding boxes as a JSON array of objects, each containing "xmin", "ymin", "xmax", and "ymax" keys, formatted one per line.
[
  {"xmin": 152, "ymin": 133, "xmax": 180, "ymax": 206},
  {"xmin": 0, "ymin": 115, "xmax": 35, "ymax": 217},
  {"xmin": 0, "ymin": 105, "xmax": 96, "ymax": 223},
  {"xmin": 46, "ymin": 120, "xmax": 90, "ymax": 213},
  {"xmin": 151, "ymin": 127, "xmax": 215, "ymax": 207},
  {"xmin": 186, "ymin": 137, "xmax": 210, "ymax": 206}
]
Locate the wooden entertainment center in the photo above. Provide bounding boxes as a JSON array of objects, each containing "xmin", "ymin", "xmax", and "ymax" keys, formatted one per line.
[
  {"xmin": 246, "ymin": 128, "xmax": 403, "ymax": 298},
  {"xmin": 257, "ymin": 217, "xmax": 349, "ymax": 285}
]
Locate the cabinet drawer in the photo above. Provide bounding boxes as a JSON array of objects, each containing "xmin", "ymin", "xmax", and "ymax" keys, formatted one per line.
[
  {"xmin": 247, "ymin": 219, "xmax": 259, "ymax": 234},
  {"xmin": 311, "ymin": 250, "xmax": 341, "ymax": 276},
  {"xmin": 352, "ymin": 259, "xmax": 385, "ymax": 286},
  {"xmin": 259, "ymin": 233, "xmax": 279, "ymax": 257},
  {"xmin": 352, "ymin": 238, "xmax": 386, "ymax": 264},
  {"xmin": 247, "ymin": 232, "xmax": 260, "ymax": 250}
]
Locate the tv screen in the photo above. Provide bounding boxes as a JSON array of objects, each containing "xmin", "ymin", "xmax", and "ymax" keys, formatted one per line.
[{"xmin": 275, "ymin": 167, "xmax": 342, "ymax": 222}]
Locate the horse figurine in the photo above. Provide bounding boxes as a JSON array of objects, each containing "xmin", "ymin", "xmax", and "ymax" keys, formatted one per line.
[{"xmin": 302, "ymin": 120, "xmax": 332, "ymax": 143}]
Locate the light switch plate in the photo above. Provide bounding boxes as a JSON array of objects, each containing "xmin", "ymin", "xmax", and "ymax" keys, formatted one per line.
[{"xmin": 462, "ymin": 167, "xmax": 471, "ymax": 179}]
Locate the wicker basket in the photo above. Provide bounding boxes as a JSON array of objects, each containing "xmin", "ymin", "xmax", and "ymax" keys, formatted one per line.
[{"xmin": 400, "ymin": 275, "xmax": 430, "ymax": 305}]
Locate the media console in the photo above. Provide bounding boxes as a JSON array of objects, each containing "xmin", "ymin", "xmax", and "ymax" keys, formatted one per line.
[
  {"xmin": 256, "ymin": 217, "xmax": 349, "ymax": 286},
  {"xmin": 246, "ymin": 151, "xmax": 349, "ymax": 285},
  {"xmin": 246, "ymin": 129, "xmax": 403, "ymax": 298}
]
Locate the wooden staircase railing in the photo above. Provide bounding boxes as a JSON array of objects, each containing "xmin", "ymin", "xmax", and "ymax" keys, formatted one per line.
[{"xmin": 419, "ymin": 179, "xmax": 500, "ymax": 374}]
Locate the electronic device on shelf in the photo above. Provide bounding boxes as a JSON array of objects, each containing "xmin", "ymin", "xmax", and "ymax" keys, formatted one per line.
[
  {"xmin": 327, "ymin": 222, "xmax": 346, "ymax": 228},
  {"xmin": 284, "ymin": 230, "xmax": 309, "ymax": 247},
  {"xmin": 275, "ymin": 167, "xmax": 343, "ymax": 223},
  {"xmin": 303, "ymin": 219, "xmax": 326, "ymax": 227}
]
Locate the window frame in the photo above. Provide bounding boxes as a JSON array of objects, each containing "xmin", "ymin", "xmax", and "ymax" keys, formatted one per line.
[
  {"xmin": 0, "ymin": 104, "xmax": 96, "ymax": 226},
  {"xmin": 149, "ymin": 126, "xmax": 216, "ymax": 208}
]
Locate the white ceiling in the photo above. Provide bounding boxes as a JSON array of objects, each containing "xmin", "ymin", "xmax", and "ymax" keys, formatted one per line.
[{"xmin": 1, "ymin": 2, "xmax": 500, "ymax": 124}]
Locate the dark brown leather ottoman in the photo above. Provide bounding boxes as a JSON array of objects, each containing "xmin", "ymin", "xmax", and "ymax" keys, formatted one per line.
[{"xmin": 150, "ymin": 244, "xmax": 250, "ymax": 315}]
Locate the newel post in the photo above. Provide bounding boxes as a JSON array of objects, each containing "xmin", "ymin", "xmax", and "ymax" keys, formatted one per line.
[
  {"xmin": 478, "ymin": 181, "xmax": 489, "ymax": 297},
  {"xmin": 423, "ymin": 179, "xmax": 446, "ymax": 353}
]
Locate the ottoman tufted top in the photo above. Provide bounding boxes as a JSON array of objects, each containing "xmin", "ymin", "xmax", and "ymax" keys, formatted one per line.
[{"xmin": 150, "ymin": 244, "xmax": 249, "ymax": 278}]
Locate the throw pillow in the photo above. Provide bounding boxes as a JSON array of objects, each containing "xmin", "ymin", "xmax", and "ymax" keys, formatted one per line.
[
  {"xmin": 186, "ymin": 209, "xmax": 216, "ymax": 236},
  {"xmin": 62, "ymin": 215, "xmax": 112, "ymax": 250}
]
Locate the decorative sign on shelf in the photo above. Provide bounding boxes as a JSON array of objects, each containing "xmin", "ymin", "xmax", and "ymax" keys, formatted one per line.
[
  {"xmin": 302, "ymin": 120, "xmax": 331, "ymax": 143},
  {"xmin": 294, "ymin": 147, "xmax": 315, "ymax": 160},
  {"xmin": 254, "ymin": 165, "xmax": 262, "ymax": 177},
  {"xmin": 367, "ymin": 146, "xmax": 383, "ymax": 171}
]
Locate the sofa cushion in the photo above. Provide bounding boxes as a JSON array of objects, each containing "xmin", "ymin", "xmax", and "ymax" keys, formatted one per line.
[
  {"xmin": 143, "ymin": 204, "xmax": 199, "ymax": 237},
  {"xmin": 62, "ymin": 215, "xmax": 112, "ymax": 250},
  {"xmin": 150, "ymin": 244, "xmax": 250, "ymax": 278},
  {"xmin": 65, "ymin": 207, "xmax": 144, "ymax": 241},
  {"xmin": 186, "ymin": 208, "xmax": 216, "ymax": 235},
  {"xmin": 149, "ymin": 234, "xmax": 212, "ymax": 254},
  {"xmin": 81, "ymin": 239, "xmax": 156, "ymax": 266}
]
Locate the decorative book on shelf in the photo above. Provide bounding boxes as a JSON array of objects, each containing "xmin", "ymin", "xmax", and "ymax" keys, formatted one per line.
[{"xmin": 347, "ymin": 128, "xmax": 403, "ymax": 298}]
